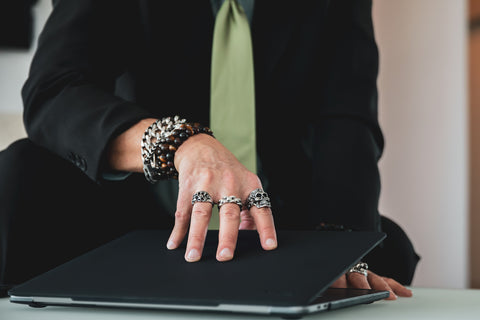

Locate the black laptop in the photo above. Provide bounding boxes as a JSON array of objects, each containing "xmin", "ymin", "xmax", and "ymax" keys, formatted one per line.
[{"xmin": 9, "ymin": 229, "xmax": 388, "ymax": 318}]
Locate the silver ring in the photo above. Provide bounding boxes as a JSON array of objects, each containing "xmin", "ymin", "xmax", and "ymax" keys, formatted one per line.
[
  {"xmin": 246, "ymin": 188, "xmax": 271, "ymax": 209},
  {"xmin": 191, "ymin": 191, "xmax": 214, "ymax": 206},
  {"xmin": 347, "ymin": 262, "xmax": 369, "ymax": 278},
  {"xmin": 218, "ymin": 196, "xmax": 243, "ymax": 210}
]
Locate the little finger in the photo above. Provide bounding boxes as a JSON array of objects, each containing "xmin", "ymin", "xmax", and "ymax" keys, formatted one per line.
[
  {"xmin": 383, "ymin": 277, "xmax": 413, "ymax": 297},
  {"xmin": 367, "ymin": 271, "xmax": 396, "ymax": 300}
]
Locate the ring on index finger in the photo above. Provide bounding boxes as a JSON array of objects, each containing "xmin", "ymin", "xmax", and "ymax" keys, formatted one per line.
[
  {"xmin": 245, "ymin": 188, "xmax": 272, "ymax": 210},
  {"xmin": 191, "ymin": 191, "xmax": 214, "ymax": 206}
]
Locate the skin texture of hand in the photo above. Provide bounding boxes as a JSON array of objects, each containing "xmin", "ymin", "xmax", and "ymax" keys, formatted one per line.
[
  {"xmin": 330, "ymin": 271, "xmax": 413, "ymax": 300},
  {"xmin": 169, "ymin": 133, "xmax": 277, "ymax": 262}
]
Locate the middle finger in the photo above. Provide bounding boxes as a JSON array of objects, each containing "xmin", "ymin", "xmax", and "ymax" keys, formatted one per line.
[{"xmin": 216, "ymin": 198, "xmax": 242, "ymax": 261}]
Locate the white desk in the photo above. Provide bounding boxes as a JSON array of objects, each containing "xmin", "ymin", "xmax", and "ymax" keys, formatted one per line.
[{"xmin": 1, "ymin": 288, "xmax": 479, "ymax": 320}]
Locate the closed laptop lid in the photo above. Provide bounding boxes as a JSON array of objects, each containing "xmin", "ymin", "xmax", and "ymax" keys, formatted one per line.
[{"xmin": 9, "ymin": 229, "xmax": 386, "ymax": 308}]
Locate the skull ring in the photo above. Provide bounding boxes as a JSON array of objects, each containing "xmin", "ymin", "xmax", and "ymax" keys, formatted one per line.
[{"xmin": 246, "ymin": 188, "xmax": 271, "ymax": 210}]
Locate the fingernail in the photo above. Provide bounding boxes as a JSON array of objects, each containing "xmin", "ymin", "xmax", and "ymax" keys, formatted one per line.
[
  {"xmin": 166, "ymin": 240, "xmax": 175, "ymax": 250},
  {"xmin": 219, "ymin": 248, "xmax": 233, "ymax": 259},
  {"xmin": 265, "ymin": 238, "xmax": 276, "ymax": 248},
  {"xmin": 186, "ymin": 249, "xmax": 200, "ymax": 261}
]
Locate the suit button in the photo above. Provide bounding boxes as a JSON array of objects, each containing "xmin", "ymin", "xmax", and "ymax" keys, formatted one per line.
[{"xmin": 77, "ymin": 157, "xmax": 87, "ymax": 172}]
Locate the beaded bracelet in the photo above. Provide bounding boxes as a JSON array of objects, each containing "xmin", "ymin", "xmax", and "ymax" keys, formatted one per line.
[{"xmin": 141, "ymin": 116, "xmax": 214, "ymax": 183}]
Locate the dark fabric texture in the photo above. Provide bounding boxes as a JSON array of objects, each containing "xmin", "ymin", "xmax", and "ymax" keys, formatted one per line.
[
  {"xmin": 0, "ymin": 0, "xmax": 420, "ymax": 296},
  {"xmin": 0, "ymin": 139, "xmax": 174, "ymax": 297},
  {"xmin": 364, "ymin": 216, "xmax": 421, "ymax": 286}
]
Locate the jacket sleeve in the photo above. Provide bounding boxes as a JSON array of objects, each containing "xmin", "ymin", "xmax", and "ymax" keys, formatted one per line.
[
  {"xmin": 21, "ymin": 0, "xmax": 153, "ymax": 183},
  {"xmin": 319, "ymin": 0, "xmax": 383, "ymax": 150},
  {"xmin": 310, "ymin": 0, "xmax": 384, "ymax": 232}
]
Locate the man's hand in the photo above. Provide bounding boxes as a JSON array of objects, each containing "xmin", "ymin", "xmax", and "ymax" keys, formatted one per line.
[
  {"xmin": 330, "ymin": 271, "xmax": 413, "ymax": 300},
  {"xmin": 106, "ymin": 119, "xmax": 276, "ymax": 263},
  {"xmin": 167, "ymin": 133, "xmax": 277, "ymax": 262}
]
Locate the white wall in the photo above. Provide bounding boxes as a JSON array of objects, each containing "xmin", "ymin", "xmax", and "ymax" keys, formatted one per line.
[
  {"xmin": 373, "ymin": 0, "xmax": 469, "ymax": 288},
  {"xmin": 0, "ymin": 0, "xmax": 52, "ymax": 149},
  {"xmin": 0, "ymin": 0, "xmax": 52, "ymax": 114}
]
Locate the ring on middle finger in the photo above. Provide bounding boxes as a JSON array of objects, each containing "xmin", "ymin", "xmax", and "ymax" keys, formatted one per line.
[
  {"xmin": 218, "ymin": 196, "xmax": 243, "ymax": 210},
  {"xmin": 191, "ymin": 191, "xmax": 214, "ymax": 206}
]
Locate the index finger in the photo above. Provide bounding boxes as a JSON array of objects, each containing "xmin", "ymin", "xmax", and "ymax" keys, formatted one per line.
[{"xmin": 167, "ymin": 186, "xmax": 194, "ymax": 250}]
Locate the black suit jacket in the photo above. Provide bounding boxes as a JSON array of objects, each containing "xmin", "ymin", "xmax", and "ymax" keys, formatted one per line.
[{"xmin": 21, "ymin": 0, "xmax": 383, "ymax": 231}]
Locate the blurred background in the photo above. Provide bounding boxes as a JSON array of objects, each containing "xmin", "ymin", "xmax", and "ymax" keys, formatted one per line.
[{"xmin": 0, "ymin": 0, "xmax": 477, "ymax": 289}]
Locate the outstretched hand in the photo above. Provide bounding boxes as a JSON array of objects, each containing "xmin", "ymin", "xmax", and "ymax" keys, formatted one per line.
[{"xmin": 167, "ymin": 133, "xmax": 277, "ymax": 262}]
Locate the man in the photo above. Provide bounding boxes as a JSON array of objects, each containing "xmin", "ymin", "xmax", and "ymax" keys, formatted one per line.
[{"xmin": 0, "ymin": 0, "xmax": 419, "ymax": 298}]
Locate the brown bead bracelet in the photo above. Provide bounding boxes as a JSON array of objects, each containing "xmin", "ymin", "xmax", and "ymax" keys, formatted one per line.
[{"xmin": 141, "ymin": 116, "xmax": 214, "ymax": 183}]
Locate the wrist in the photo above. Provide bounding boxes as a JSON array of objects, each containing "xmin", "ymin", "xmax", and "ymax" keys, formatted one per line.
[
  {"xmin": 141, "ymin": 116, "xmax": 213, "ymax": 182},
  {"xmin": 174, "ymin": 133, "xmax": 217, "ymax": 169}
]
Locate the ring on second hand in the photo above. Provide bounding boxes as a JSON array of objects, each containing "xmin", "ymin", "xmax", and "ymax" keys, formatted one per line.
[
  {"xmin": 218, "ymin": 196, "xmax": 243, "ymax": 210},
  {"xmin": 191, "ymin": 191, "xmax": 214, "ymax": 206},
  {"xmin": 347, "ymin": 262, "xmax": 369, "ymax": 278},
  {"xmin": 245, "ymin": 188, "xmax": 272, "ymax": 209}
]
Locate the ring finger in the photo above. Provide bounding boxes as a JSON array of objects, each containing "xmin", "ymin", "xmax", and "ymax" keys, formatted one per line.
[{"xmin": 347, "ymin": 271, "xmax": 371, "ymax": 290}]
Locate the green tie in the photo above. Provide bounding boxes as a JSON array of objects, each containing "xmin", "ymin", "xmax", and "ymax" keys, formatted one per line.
[{"xmin": 209, "ymin": 0, "xmax": 257, "ymax": 229}]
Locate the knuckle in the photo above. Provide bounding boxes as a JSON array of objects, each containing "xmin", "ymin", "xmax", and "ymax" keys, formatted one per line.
[
  {"xmin": 174, "ymin": 210, "xmax": 190, "ymax": 223},
  {"xmin": 258, "ymin": 224, "xmax": 275, "ymax": 236},
  {"xmin": 244, "ymin": 173, "xmax": 262, "ymax": 188},
  {"xmin": 240, "ymin": 214, "xmax": 254, "ymax": 223},
  {"xmin": 220, "ymin": 208, "xmax": 240, "ymax": 221},
  {"xmin": 222, "ymin": 170, "xmax": 236, "ymax": 182},
  {"xmin": 221, "ymin": 172, "xmax": 241, "ymax": 191},
  {"xmin": 188, "ymin": 233, "xmax": 205, "ymax": 244},
  {"xmin": 201, "ymin": 170, "xmax": 215, "ymax": 184},
  {"xmin": 246, "ymin": 171, "xmax": 261, "ymax": 185},
  {"xmin": 191, "ymin": 208, "xmax": 211, "ymax": 220},
  {"xmin": 252, "ymin": 207, "xmax": 273, "ymax": 218}
]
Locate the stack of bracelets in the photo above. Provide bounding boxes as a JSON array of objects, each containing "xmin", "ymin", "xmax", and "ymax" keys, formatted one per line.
[{"xmin": 141, "ymin": 116, "xmax": 214, "ymax": 183}]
